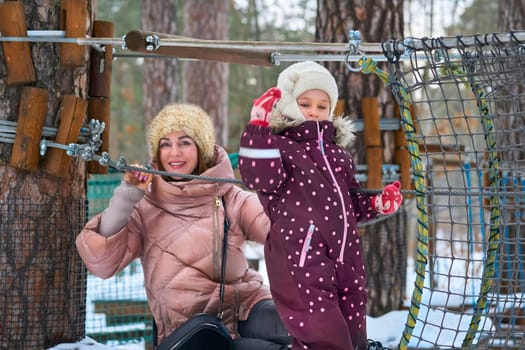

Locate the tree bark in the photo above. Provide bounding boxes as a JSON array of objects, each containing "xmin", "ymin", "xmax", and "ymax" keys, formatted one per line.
[
  {"xmin": 0, "ymin": 1, "xmax": 91, "ymax": 347},
  {"xmin": 316, "ymin": 0, "xmax": 407, "ymax": 316},
  {"xmin": 141, "ymin": 0, "xmax": 179, "ymax": 126},
  {"xmin": 183, "ymin": 0, "xmax": 229, "ymax": 147},
  {"xmin": 498, "ymin": 0, "xmax": 525, "ymax": 29}
]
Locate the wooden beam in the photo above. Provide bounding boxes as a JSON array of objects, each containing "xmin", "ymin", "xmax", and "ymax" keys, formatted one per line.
[
  {"xmin": 0, "ymin": 1, "xmax": 36, "ymax": 85},
  {"xmin": 59, "ymin": 0, "xmax": 88, "ymax": 66},
  {"xmin": 42, "ymin": 95, "xmax": 87, "ymax": 177},
  {"xmin": 394, "ymin": 103, "xmax": 414, "ymax": 193},
  {"xmin": 9, "ymin": 87, "xmax": 49, "ymax": 171},
  {"xmin": 89, "ymin": 21, "xmax": 114, "ymax": 98},
  {"xmin": 362, "ymin": 97, "xmax": 382, "ymax": 189},
  {"xmin": 124, "ymin": 29, "xmax": 274, "ymax": 67}
]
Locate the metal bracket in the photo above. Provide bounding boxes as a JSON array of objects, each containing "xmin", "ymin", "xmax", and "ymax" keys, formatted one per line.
[
  {"xmin": 348, "ymin": 30, "xmax": 362, "ymax": 54},
  {"xmin": 145, "ymin": 34, "xmax": 160, "ymax": 51},
  {"xmin": 39, "ymin": 118, "xmax": 105, "ymax": 158}
]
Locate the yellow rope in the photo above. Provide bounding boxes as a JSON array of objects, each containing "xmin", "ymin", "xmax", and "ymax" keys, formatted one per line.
[
  {"xmin": 359, "ymin": 55, "xmax": 502, "ymax": 348},
  {"xmin": 359, "ymin": 57, "xmax": 429, "ymax": 350}
]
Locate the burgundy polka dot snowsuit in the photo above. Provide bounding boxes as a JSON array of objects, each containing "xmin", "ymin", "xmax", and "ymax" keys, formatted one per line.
[{"xmin": 239, "ymin": 121, "xmax": 379, "ymax": 350}]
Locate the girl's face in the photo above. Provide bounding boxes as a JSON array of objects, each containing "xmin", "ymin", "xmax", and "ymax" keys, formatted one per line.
[
  {"xmin": 158, "ymin": 131, "xmax": 199, "ymax": 179},
  {"xmin": 296, "ymin": 89, "xmax": 331, "ymax": 121}
]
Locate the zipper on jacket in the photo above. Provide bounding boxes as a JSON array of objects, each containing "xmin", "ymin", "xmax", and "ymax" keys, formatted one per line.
[
  {"xmin": 299, "ymin": 224, "xmax": 316, "ymax": 267},
  {"xmin": 213, "ymin": 196, "xmax": 222, "ymax": 279},
  {"xmin": 316, "ymin": 122, "xmax": 349, "ymax": 263}
]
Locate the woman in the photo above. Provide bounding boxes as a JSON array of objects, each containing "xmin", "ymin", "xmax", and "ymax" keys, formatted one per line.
[{"xmin": 76, "ymin": 103, "xmax": 291, "ymax": 348}]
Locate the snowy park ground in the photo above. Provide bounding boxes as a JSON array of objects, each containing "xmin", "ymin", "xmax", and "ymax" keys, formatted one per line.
[{"xmin": 48, "ymin": 245, "xmax": 517, "ymax": 350}]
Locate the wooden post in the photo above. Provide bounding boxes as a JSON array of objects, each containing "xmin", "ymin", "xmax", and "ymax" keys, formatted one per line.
[
  {"xmin": 362, "ymin": 97, "xmax": 382, "ymax": 189},
  {"xmin": 9, "ymin": 87, "xmax": 49, "ymax": 171},
  {"xmin": 89, "ymin": 21, "xmax": 114, "ymax": 98},
  {"xmin": 0, "ymin": 1, "xmax": 36, "ymax": 85},
  {"xmin": 59, "ymin": 0, "xmax": 88, "ymax": 66},
  {"xmin": 87, "ymin": 20, "xmax": 114, "ymax": 174},
  {"xmin": 394, "ymin": 102, "xmax": 415, "ymax": 195},
  {"xmin": 334, "ymin": 99, "xmax": 345, "ymax": 117},
  {"xmin": 42, "ymin": 95, "xmax": 87, "ymax": 177}
]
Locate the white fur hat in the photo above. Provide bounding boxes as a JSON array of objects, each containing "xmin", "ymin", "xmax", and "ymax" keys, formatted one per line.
[
  {"xmin": 274, "ymin": 61, "xmax": 338, "ymax": 121},
  {"xmin": 147, "ymin": 103, "xmax": 215, "ymax": 164}
]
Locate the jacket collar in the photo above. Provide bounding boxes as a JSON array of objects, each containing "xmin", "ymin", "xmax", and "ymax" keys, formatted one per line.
[
  {"xmin": 270, "ymin": 116, "xmax": 356, "ymax": 147},
  {"xmin": 279, "ymin": 120, "xmax": 336, "ymax": 144}
]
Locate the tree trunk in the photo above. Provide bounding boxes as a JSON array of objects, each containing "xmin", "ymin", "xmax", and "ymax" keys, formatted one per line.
[
  {"xmin": 498, "ymin": 0, "xmax": 525, "ymax": 29},
  {"xmin": 0, "ymin": 1, "xmax": 91, "ymax": 348},
  {"xmin": 183, "ymin": 0, "xmax": 229, "ymax": 147},
  {"xmin": 316, "ymin": 0, "xmax": 407, "ymax": 316},
  {"xmin": 141, "ymin": 0, "xmax": 179, "ymax": 126}
]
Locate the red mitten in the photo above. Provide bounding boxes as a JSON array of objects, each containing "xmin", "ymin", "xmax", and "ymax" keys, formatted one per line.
[
  {"xmin": 372, "ymin": 180, "xmax": 403, "ymax": 215},
  {"xmin": 250, "ymin": 87, "xmax": 281, "ymax": 126}
]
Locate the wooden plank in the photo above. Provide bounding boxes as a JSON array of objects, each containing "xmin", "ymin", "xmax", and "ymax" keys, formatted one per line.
[
  {"xmin": 9, "ymin": 87, "xmax": 49, "ymax": 171},
  {"xmin": 87, "ymin": 20, "xmax": 114, "ymax": 174},
  {"xmin": 59, "ymin": 0, "xmax": 88, "ymax": 66},
  {"xmin": 42, "ymin": 95, "xmax": 87, "ymax": 177},
  {"xmin": 362, "ymin": 97, "xmax": 382, "ymax": 189},
  {"xmin": 0, "ymin": 1, "xmax": 36, "ymax": 85}
]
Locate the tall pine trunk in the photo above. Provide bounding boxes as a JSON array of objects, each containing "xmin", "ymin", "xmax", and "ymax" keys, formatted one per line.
[
  {"xmin": 183, "ymin": 0, "xmax": 229, "ymax": 146},
  {"xmin": 142, "ymin": 0, "xmax": 179, "ymax": 125},
  {"xmin": 316, "ymin": 0, "xmax": 407, "ymax": 315},
  {"xmin": 0, "ymin": 1, "xmax": 91, "ymax": 347}
]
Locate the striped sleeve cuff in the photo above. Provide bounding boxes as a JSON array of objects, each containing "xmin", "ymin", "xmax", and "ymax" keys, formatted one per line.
[{"xmin": 238, "ymin": 147, "xmax": 280, "ymax": 159}]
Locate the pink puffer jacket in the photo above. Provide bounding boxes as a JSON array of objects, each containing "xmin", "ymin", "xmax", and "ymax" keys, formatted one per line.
[{"xmin": 76, "ymin": 147, "xmax": 272, "ymax": 342}]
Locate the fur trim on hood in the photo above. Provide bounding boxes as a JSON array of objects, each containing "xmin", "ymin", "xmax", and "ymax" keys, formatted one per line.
[{"xmin": 269, "ymin": 113, "xmax": 357, "ymax": 148}]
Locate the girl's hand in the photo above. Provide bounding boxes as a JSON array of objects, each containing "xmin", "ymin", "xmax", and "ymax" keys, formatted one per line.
[
  {"xmin": 371, "ymin": 180, "xmax": 403, "ymax": 215},
  {"xmin": 250, "ymin": 87, "xmax": 281, "ymax": 127},
  {"xmin": 123, "ymin": 165, "xmax": 153, "ymax": 191}
]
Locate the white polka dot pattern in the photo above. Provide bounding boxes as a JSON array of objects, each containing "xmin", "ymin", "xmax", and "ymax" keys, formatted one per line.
[{"xmin": 239, "ymin": 121, "xmax": 378, "ymax": 349}]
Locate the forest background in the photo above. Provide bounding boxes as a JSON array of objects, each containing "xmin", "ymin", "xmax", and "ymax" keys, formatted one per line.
[{"xmin": 98, "ymin": 0, "xmax": 498, "ymax": 164}]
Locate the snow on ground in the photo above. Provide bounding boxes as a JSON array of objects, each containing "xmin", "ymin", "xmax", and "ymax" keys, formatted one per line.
[
  {"xmin": 48, "ymin": 249, "xmax": 496, "ymax": 349},
  {"xmin": 47, "ymin": 337, "xmax": 144, "ymax": 350}
]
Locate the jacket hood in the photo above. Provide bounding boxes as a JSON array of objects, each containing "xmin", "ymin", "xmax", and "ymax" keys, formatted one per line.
[{"xmin": 269, "ymin": 114, "xmax": 357, "ymax": 147}]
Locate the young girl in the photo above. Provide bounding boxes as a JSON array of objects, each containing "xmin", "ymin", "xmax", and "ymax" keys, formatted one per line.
[
  {"xmin": 238, "ymin": 61, "xmax": 402, "ymax": 350},
  {"xmin": 76, "ymin": 103, "xmax": 291, "ymax": 349}
]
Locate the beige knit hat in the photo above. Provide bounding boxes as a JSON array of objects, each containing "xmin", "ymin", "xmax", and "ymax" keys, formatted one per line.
[
  {"xmin": 274, "ymin": 61, "xmax": 338, "ymax": 122},
  {"xmin": 147, "ymin": 103, "xmax": 216, "ymax": 166}
]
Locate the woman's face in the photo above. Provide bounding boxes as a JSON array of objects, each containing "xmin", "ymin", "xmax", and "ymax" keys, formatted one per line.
[
  {"xmin": 158, "ymin": 131, "xmax": 199, "ymax": 179},
  {"xmin": 296, "ymin": 89, "xmax": 331, "ymax": 121}
]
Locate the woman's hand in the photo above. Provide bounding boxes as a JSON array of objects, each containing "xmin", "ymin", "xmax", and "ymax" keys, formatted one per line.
[{"xmin": 123, "ymin": 165, "xmax": 153, "ymax": 191}]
